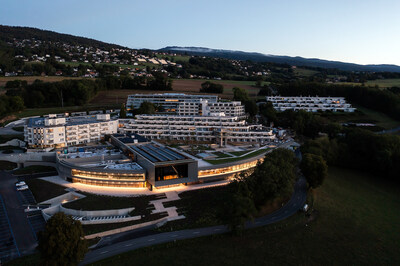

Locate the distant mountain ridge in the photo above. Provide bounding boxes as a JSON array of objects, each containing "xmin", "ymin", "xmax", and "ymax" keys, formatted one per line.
[{"xmin": 160, "ymin": 46, "xmax": 400, "ymax": 73}]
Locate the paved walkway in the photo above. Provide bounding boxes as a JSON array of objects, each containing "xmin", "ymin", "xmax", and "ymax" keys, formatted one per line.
[
  {"xmin": 81, "ymin": 176, "xmax": 307, "ymax": 265},
  {"xmin": 150, "ymin": 191, "xmax": 183, "ymax": 221},
  {"xmin": 41, "ymin": 175, "xmax": 230, "ymax": 196}
]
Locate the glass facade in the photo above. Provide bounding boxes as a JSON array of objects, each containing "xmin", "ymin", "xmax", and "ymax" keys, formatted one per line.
[{"xmin": 198, "ymin": 158, "xmax": 263, "ymax": 178}]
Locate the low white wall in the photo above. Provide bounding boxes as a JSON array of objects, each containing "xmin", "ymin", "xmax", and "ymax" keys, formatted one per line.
[
  {"xmin": 81, "ymin": 215, "xmax": 140, "ymax": 225},
  {"xmin": 40, "ymin": 191, "xmax": 85, "ymax": 206},
  {"xmin": 43, "ymin": 205, "xmax": 135, "ymax": 218}
]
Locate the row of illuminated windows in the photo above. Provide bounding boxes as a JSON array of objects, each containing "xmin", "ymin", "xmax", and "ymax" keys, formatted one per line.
[
  {"xmin": 198, "ymin": 159, "xmax": 262, "ymax": 177},
  {"xmin": 72, "ymin": 178, "xmax": 146, "ymax": 188},
  {"xmin": 71, "ymin": 169, "xmax": 145, "ymax": 181}
]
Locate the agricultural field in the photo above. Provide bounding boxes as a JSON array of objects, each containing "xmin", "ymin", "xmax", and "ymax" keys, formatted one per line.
[
  {"xmin": 318, "ymin": 105, "xmax": 400, "ymax": 130},
  {"xmin": 92, "ymin": 167, "xmax": 400, "ymax": 265},
  {"xmin": 89, "ymin": 79, "xmax": 262, "ymax": 105},
  {"xmin": 365, "ymin": 78, "xmax": 400, "ymax": 88},
  {"xmin": 0, "ymin": 76, "xmax": 86, "ymax": 87},
  {"xmin": 155, "ymin": 54, "xmax": 191, "ymax": 62},
  {"xmin": 293, "ymin": 68, "xmax": 320, "ymax": 77},
  {"xmin": 338, "ymin": 78, "xmax": 400, "ymax": 89}
]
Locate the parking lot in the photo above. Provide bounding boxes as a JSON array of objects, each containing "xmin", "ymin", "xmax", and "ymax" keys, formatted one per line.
[
  {"xmin": 0, "ymin": 171, "xmax": 38, "ymax": 259},
  {"xmin": 0, "ymin": 195, "xmax": 19, "ymax": 263},
  {"xmin": 27, "ymin": 210, "xmax": 46, "ymax": 239}
]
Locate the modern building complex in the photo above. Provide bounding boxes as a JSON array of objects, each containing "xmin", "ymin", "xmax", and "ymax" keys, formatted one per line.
[
  {"xmin": 126, "ymin": 93, "xmax": 246, "ymax": 117},
  {"xmin": 119, "ymin": 114, "xmax": 274, "ymax": 144},
  {"xmin": 25, "ymin": 94, "xmax": 277, "ymax": 148},
  {"xmin": 24, "ymin": 114, "xmax": 118, "ymax": 148},
  {"xmin": 266, "ymin": 96, "xmax": 356, "ymax": 112},
  {"xmin": 126, "ymin": 93, "xmax": 218, "ymax": 113},
  {"xmin": 56, "ymin": 133, "xmax": 269, "ymax": 189}
]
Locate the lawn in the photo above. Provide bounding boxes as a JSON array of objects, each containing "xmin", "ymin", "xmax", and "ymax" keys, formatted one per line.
[
  {"xmin": 63, "ymin": 193, "xmax": 163, "ymax": 211},
  {"xmin": 211, "ymin": 151, "xmax": 232, "ymax": 158},
  {"xmin": 11, "ymin": 126, "xmax": 24, "ymax": 132},
  {"xmin": 229, "ymin": 150, "xmax": 253, "ymax": 156},
  {"xmin": 0, "ymin": 160, "xmax": 17, "ymax": 170},
  {"xmin": 25, "ymin": 179, "xmax": 68, "ymax": 203},
  {"xmin": 13, "ymin": 165, "xmax": 56, "ymax": 175},
  {"xmin": 0, "ymin": 134, "xmax": 24, "ymax": 144},
  {"xmin": 316, "ymin": 106, "xmax": 400, "ymax": 130},
  {"xmin": 205, "ymin": 148, "xmax": 270, "ymax": 165},
  {"xmin": 92, "ymin": 167, "xmax": 400, "ymax": 265}
]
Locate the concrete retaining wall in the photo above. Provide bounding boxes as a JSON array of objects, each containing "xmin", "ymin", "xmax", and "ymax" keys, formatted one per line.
[
  {"xmin": 85, "ymin": 217, "xmax": 168, "ymax": 239},
  {"xmin": 40, "ymin": 191, "xmax": 85, "ymax": 206},
  {"xmin": 43, "ymin": 205, "xmax": 135, "ymax": 218}
]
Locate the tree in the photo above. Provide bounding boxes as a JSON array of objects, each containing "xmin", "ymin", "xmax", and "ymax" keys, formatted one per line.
[
  {"xmin": 38, "ymin": 212, "xmax": 88, "ymax": 266},
  {"xmin": 248, "ymin": 148, "xmax": 298, "ymax": 207},
  {"xmin": 200, "ymin": 81, "xmax": 223, "ymax": 93},
  {"xmin": 232, "ymin": 87, "xmax": 249, "ymax": 102},
  {"xmin": 137, "ymin": 101, "xmax": 156, "ymax": 114},
  {"xmin": 119, "ymin": 103, "xmax": 127, "ymax": 118},
  {"xmin": 222, "ymin": 174, "xmax": 256, "ymax": 235},
  {"xmin": 300, "ymin": 153, "xmax": 328, "ymax": 189}
]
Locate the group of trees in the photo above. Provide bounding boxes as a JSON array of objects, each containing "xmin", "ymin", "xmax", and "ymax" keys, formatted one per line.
[
  {"xmin": 38, "ymin": 212, "xmax": 87, "ymax": 265},
  {"xmin": 200, "ymin": 81, "xmax": 223, "ymax": 93},
  {"xmin": 301, "ymin": 129, "xmax": 400, "ymax": 183},
  {"xmin": 0, "ymin": 94, "xmax": 24, "ymax": 118},
  {"xmin": 222, "ymin": 148, "xmax": 298, "ymax": 233},
  {"xmin": 232, "ymin": 87, "xmax": 258, "ymax": 117},
  {"xmin": 2, "ymin": 73, "xmax": 172, "ymax": 115}
]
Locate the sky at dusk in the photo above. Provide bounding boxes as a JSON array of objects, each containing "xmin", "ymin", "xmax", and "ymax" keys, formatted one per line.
[{"xmin": 1, "ymin": 0, "xmax": 400, "ymax": 65}]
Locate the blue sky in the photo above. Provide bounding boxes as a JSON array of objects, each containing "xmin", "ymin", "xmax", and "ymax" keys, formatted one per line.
[{"xmin": 1, "ymin": 0, "xmax": 400, "ymax": 65}]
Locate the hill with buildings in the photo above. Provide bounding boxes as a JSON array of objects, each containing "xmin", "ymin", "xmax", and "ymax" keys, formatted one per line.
[{"xmin": 160, "ymin": 46, "xmax": 400, "ymax": 73}]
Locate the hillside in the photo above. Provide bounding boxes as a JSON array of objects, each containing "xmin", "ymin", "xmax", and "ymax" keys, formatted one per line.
[
  {"xmin": 160, "ymin": 46, "xmax": 400, "ymax": 73},
  {"xmin": 0, "ymin": 25, "xmax": 124, "ymax": 50}
]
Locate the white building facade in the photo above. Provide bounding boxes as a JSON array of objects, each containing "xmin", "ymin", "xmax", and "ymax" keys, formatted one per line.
[
  {"xmin": 25, "ymin": 114, "xmax": 118, "ymax": 148},
  {"xmin": 118, "ymin": 114, "xmax": 275, "ymax": 144},
  {"xmin": 266, "ymin": 96, "xmax": 355, "ymax": 112},
  {"xmin": 126, "ymin": 93, "xmax": 218, "ymax": 113}
]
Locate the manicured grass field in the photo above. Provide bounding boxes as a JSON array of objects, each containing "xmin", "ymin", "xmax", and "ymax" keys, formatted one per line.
[
  {"xmin": 92, "ymin": 167, "xmax": 400, "ymax": 265},
  {"xmin": 229, "ymin": 150, "xmax": 253, "ymax": 156},
  {"xmin": 63, "ymin": 193, "xmax": 162, "ymax": 211},
  {"xmin": 205, "ymin": 148, "xmax": 270, "ymax": 165},
  {"xmin": 0, "ymin": 134, "xmax": 24, "ymax": 144},
  {"xmin": 0, "ymin": 160, "xmax": 17, "ymax": 170},
  {"xmin": 25, "ymin": 179, "xmax": 68, "ymax": 203},
  {"xmin": 317, "ymin": 106, "xmax": 400, "ymax": 130}
]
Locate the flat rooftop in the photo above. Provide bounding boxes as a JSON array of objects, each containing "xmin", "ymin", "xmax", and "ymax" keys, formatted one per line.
[
  {"xmin": 113, "ymin": 133, "xmax": 149, "ymax": 144},
  {"xmin": 131, "ymin": 144, "xmax": 188, "ymax": 163}
]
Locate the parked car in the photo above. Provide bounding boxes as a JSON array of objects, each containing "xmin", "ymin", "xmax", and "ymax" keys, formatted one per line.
[
  {"xmin": 15, "ymin": 181, "xmax": 26, "ymax": 187},
  {"xmin": 17, "ymin": 185, "xmax": 29, "ymax": 191}
]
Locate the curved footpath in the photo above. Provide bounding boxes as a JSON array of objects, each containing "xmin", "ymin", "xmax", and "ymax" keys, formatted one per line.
[{"xmin": 81, "ymin": 176, "xmax": 307, "ymax": 265}]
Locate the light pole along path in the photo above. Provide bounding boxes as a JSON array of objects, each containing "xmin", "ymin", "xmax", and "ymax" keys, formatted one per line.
[{"xmin": 81, "ymin": 175, "xmax": 307, "ymax": 265}]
